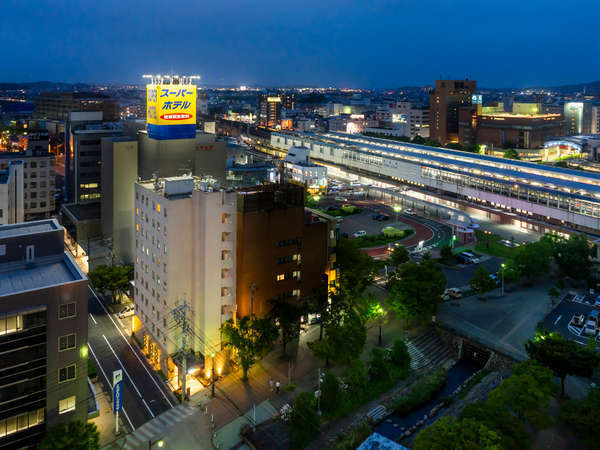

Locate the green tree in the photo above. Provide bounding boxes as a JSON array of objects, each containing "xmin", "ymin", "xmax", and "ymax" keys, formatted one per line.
[
  {"xmin": 320, "ymin": 372, "xmax": 342, "ymax": 414},
  {"xmin": 387, "ymin": 260, "xmax": 446, "ymax": 322},
  {"xmin": 390, "ymin": 338, "xmax": 411, "ymax": 371},
  {"xmin": 336, "ymin": 238, "xmax": 377, "ymax": 297},
  {"xmin": 501, "ymin": 259, "xmax": 521, "ymax": 283},
  {"xmin": 414, "ymin": 417, "xmax": 502, "ymax": 450},
  {"xmin": 290, "ymin": 392, "xmax": 321, "ymax": 449},
  {"xmin": 503, "ymin": 148, "xmax": 520, "ymax": 159},
  {"xmin": 470, "ymin": 265, "xmax": 497, "ymax": 298},
  {"xmin": 346, "ymin": 359, "xmax": 367, "ymax": 392},
  {"xmin": 307, "ymin": 280, "xmax": 329, "ymax": 340},
  {"xmin": 88, "ymin": 264, "xmax": 133, "ymax": 303},
  {"xmin": 365, "ymin": 296, "xmax": 387, "ymax": 346},
  {"xmin": 514, "ymin": 238, "xmax": 553, "ymax": 284},
  {"xmin": 270, "ymin": 300, "xmax": 303, "ymax": 354},
  {"xmin": 390, "ymin": 245, "xmax": 409, "ymax": 267},
  {"xmin": 525, "ymin": 332, "xmax": 599, "ymax": 397},
  {"xmin": 488, "ymin": 360, "xmax": 555, "ymax": 427},
  {"xmin": 39, "ymin": 420, "xmax": 100, "ymax": 450},
  {"xmin": 440, "ymin": 244, "xmax": 453, "ymax": 260},
  {"xmin": 221, "ymin": 315, "xmax": 278, "ymax": 380},
  {"xmin": 368, "ymin": 347, "xmax": 390, "ymax": 382},
  {"xmin": 461, "ymin": 402, "xmax": 529, "ymax": 450},
  {"xmin": 561, "ymin": 387, "xmax": 600, "ymax": 449},
  {"xmin": 554, "ymin": 233, "xmax": 593, "ymax": 281}
]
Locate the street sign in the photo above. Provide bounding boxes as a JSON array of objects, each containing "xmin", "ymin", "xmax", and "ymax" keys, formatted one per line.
[{"xmin": 113, "ymin": 369, "xmax": 123, "ymax": 413}]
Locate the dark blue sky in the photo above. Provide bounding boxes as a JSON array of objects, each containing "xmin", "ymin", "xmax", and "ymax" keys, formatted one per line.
[{"xmin": 2, "ymin": 0, "xmax": 599, "ymax": 88}]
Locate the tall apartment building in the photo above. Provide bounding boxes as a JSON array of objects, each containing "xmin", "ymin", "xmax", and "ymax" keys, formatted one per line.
[
  {"xmin": 0, "ymin": 161, "xmax": 24, "ymax": 225},
  {"xmin": 259, "ymin": 94, "xmax": 296, "ymax": 128},
  {"xmin": 34, "ymin": 92, "xmax": 120, "ymax": 122},
  {"xmin": 395, "ymin": 102, "xmax": 430, "ymax": 138},
  {"xmin": 134, "ymin": 176, "xmax": 238, "ymax": 377},
  {"xmin": 429, "ymin": 79, "xmax": 477, "ymax": 145},
  {"xmin": 592, "ymin": 105, "xmax": 600, "ymax": 135},
  {"xmin": 0, "ymin": 150, "xmax": 55, "ymax": 221},
  {"xmin": 133, "ymin": 178, "xmax": 332, "ymax": 384},
  {"xmin": 0, "ymin": 220, "xmax": 88, "ymax": 448}
]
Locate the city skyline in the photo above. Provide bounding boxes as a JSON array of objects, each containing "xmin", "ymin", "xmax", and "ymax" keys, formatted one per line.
[{"xmin": 2, "ymin": 0, "xmax": 600, "ymax": 88}]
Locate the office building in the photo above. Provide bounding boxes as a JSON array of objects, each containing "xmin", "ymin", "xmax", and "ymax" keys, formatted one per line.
[
  {"xmin": 283, "ymin": 146, "xmax": 327, "ymax": 189},
  {"xmin": 429, "ymin": 79, "xmax": 477, "ymax": 145},
  {"xmin": 259, "ymin": 94, "xmax": 296, "ymax": 128},
  {"xmin": 0, "ymin": 161, "xmax": 24, "ymax": 225},
  {"xmin": 272, "ymin": 131, "xmax": 600, "ymax": 235},
  {"xmin": 458, "ymin": 105, "xmax": 564, "ymax": 151},
  {"xmin": 0, "ymin": 220, "xmax": 88, "ymax": 448},
  {"xmin": 564, "ymin": 101, "xmax": 594, "ymax": 135},
  {"xmin": 592, "ymin": 105, "xmax": 600, "ymax": 135},
  {"xmin": 34, "ymin": 92, "xmax": 120, "ymax": 122}
]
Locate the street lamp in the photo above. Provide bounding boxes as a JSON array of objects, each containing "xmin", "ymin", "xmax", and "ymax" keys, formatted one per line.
[
  {"xmin": 148, "ymin": 437, "xmax": 164, "ymax": 449},
  {"xmin": 500, "ymin": 263, "xmax": 505, "ymax": 296},
  {"xmin": 377, "ymin": 306, "xmax": 384, "ymax": 346},
  {"xmin": 393, "ymin": 205, "xmax": 402, "ymax": 223},
  {"xmin": 211, "ymin": 352, "xmax": 216, "ymax": 398}
]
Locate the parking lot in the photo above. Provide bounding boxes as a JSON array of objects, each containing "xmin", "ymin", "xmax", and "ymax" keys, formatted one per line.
[
  {"xmin": 543, "ymin": 294, "xmax": 600, "ymax": 347},
  {"xmin": 442, "ymin": 255, "xmax": 504, "ymax": 288}
]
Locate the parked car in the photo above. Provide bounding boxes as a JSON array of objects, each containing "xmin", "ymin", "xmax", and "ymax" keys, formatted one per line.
[
  {"xmin": 377, "ymin": 214, "xmax": 390, "ymax": 221},
  {"xmin": 588, "ymin": 310, "xmax": 599, "ymax": 326},
  {"xmin": 446, "ymin": 288, "xmax": 463, "ymax": 299},
  {"xmin": 372, "ymin": 214, "xmax": 381, "ymax": 220},
  {"xmin": 335, "ymin": 196, "xmax": 347, "ymax": 202},
  {"xmin": 584, "ymin": 321, "xmax": 597, "ymax": 336},
  {"xmin": 489, "ymin": 274, "xmax": 500, "ymax": 286},
  {"xmin": 460, "ymin": 252, "xmax": 480, "ymax": 264},
  {"xmin": 456, "ymin": 254, "xmax": 471, "ymax": 265},
  {"xmin": 571, "ymin": 314, "xmax": 585, "ymax": 327},
  {"xmin": 404, "ymin": 208, "xmax": 415, "ymax": 215},
  {"xmin": 353, "ymin": 230, "xmax": 367, "ymax": 238},
  {"xmin": 118, "ymin": 305, "xmax": 135, "ymax": 319}
]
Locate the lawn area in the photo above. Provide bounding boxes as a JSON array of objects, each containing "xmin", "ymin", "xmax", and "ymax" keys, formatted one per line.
[
  {"xmin": 355, "ymin": 229, "xmax": 414, "ymax": 248},
  {"xmin": 475, "ymin": 230, "xmax": 520, "ymax": 258},
  {"xmin": 319, "ymin": 205, "xmax": 363, "ymax": 217}
]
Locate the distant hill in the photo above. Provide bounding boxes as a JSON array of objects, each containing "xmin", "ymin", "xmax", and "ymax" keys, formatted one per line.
[
  {"xmin": 546, "ymin": 81, "xmax": 600, "ymax": 96},
  {"xmin": 0, "ymin": 81, "xmax": 92, "ymax": 91}
]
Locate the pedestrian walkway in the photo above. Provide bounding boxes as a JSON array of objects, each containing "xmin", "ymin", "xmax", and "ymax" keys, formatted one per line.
[
  {"xmin": 115, "ymin": 405, "xmax": 196, "ymax": 449},
  {"xmin": 213, "ymin": 400, "xmax": 277, "ymax": 449}
]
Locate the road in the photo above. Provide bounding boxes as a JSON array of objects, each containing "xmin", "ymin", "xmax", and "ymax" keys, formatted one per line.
[{"xmin": 87, "ymin": 287, "xmax": 175, "ymax": 430}]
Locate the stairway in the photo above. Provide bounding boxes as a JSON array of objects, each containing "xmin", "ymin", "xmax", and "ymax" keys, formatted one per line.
[{"xmin": 408, "ymin": 329, "xmax": 452, "ymax": 368}]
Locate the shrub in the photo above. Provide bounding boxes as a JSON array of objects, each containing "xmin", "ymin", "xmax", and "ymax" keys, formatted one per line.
[
  {"xmin": 390, "ymin": 338, "xmax": 411, "ymax": 371},
  {"xmin": 346, "ymin": 359, "xmax": 367, "ymax": 393},
  {"xmin": 393, "ymin": 368, "xmax": 447, "ymax": 415},
  {"xmin": 381, "ymin": 227, "xmax": 405, "ymax": 238},
  {"xmin": 87, "ymin": 358, "xmax": 97, "ymax": 379},
  {"xmin": 440, "ymin": 244, "xmax": 453, "ymax": 260},
  {"xmin": 321, "ymin": 372, "xmax": 342, "ymax": 414},
  {"xmin": 291, "ymin": 392, "xmax": 321, "ymax": 449},
  {"xmin": 331, "ymin": 421, "xmax": 372, "ymax": 450},
  {"xmin": 368, "ymin": 348, "xmax": 390, "ymax": 383},
  {"xmin": 341, "ymin": 204, "xmax": 358, "ymax": 213}
]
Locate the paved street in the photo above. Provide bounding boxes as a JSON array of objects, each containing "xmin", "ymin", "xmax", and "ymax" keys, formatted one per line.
[
  {"xmin": 87, "ymin": 287, "xmax": 175, "ymax": 431},
  {"xmin": 437, "ymin": 282, "xmax": 554, "ymax": 360},
  {"xmin": 442, "ymin": 256, "xmax": 504, "ymax": 288}
]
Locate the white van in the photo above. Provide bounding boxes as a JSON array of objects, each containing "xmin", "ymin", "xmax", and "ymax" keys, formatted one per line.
[
  {"xmin": 460, "ymin": 252, "xmax": 480, "ymax": 264},
  {"xmin": 353, "ymin": 230, "xmax": 367, "ymax": 238}
]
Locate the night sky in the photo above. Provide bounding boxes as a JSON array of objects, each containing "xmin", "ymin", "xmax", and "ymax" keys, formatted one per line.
[{"xmin": 2, "ymin": 0, "xmax": 599, "ymax": 88}]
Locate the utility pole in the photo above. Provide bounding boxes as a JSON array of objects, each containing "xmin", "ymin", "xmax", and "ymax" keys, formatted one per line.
[
  {"xmin": 172, "ymin": 299, "xmax": 192, "ymax": 404},
  {"xmin": 317, "ymin": 367, "xmax": 322, "ymax": 416}
]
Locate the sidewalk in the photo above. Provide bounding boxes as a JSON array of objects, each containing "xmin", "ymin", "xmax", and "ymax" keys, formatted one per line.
[{"xmin": 90, "ymin": 380, "xmax": 130, "ymax": 447}]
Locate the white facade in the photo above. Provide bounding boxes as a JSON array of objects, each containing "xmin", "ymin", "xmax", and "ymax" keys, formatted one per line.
[
  {"xmin": 134, "ymin": 176, "xmax": 237, "ymax": 361},
  {"xmin": 0, "ymin": 161, "xmax": 24, "ymax": 225},
  {"xmin": 283, "ymin": 146, "xmax": 327, "ymax": 188},
  {"xmin": 592, "ymin": 105, "xmax": 600, "ymax": 135}
]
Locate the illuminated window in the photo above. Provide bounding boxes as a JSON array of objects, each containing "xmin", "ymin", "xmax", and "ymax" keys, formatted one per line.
[
  {"xmin": 276, "ymin": 274, "xmax": 285, "ymax": 281},
  {"xmin": 58, "ymin": 396, "xmax": 76, "ymax": 414},
  {"xmin": 156, "ymin": 203, "xmax": 161, "ymax": 212}
]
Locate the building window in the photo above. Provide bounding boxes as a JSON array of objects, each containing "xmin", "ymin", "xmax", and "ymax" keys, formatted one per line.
[
  {"xmin": 26, "ymin": 245, "xmax": 34, "ymax": 261},
  {"xmin": 0, "ymin": 408, "xmax": 44, "ymax": 438},
  {"xmin": 58, "ymin": 396, "xmax": 76, "ymax": 414},
  {"xmin": 58, "ymin": 364, "xmax": 76, "ymax": 383},
  {"xmin": 59, "ymin": 302, "xmax": 77, "ymax": 319},
  {"xmin": 276, "ymin": 274, "xmax": 285, "ymax": 281},
  {"xmin": 58, "ymin": 334, "xmax": 76, "ymax": 351}
]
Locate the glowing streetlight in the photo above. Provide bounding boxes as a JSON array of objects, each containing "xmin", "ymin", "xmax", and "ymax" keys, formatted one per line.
[
  {"xmin": 393, "ymin": 205, "xmax": 402, "ymax": 223},
  {"xmin": 500, "ymin": 263, "xmax": 506, "ymax": 296}
]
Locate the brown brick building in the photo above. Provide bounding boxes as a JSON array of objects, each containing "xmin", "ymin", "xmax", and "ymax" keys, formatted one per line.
[
  {"xmin": 235, "ymin": 183, "xmax": 331, "ymax": 318},
  {"xmin": 429, "ymin": 79, "xmax": 477, "ymax": 145}
]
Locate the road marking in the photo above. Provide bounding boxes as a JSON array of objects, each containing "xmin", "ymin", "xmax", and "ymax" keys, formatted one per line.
[
  {"xmin": 101, "ymin": 334, "xmax": 143, "ymax": 399},
  {"xmin": 554, "ymin": 315, "xmax": 562, "ymax": 325},
  {"xmin": 88, "ymin": 342, "xmax": 135, "ymax": 431},
  {"xmin": 89, "ymin": 313, "xmax": 97, "ymax": 325},
  {"xmin": 142, "ymin": 398, "xmax": 155, "ymax": 418},
  {"xmin": 89, "ymin": 286, "xmax": 174, "ymax": 408}
]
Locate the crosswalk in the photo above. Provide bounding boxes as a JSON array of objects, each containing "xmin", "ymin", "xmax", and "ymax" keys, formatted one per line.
[
  {"xmin": 406, "ymin": 340, "xmax": 429, "ymax": 370},
  {"xmin": 122, "ymin": 405, "xmax": 196, "ymax": 449}
]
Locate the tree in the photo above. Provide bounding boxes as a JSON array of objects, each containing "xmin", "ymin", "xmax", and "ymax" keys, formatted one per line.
[
  {"xmin": 501, "ymin": 259, "xmax": 521, "ymax": 283},
  {"xmin": 387, "ymin": 260, "xmax": 446, "ymax": 322},
  {"xmin": 336, "ymin": 238, "xmax": 377, "ymax": 297},
  {"xmin": 503, "ymin": 148, "xmax": 520, "ymax": 159},
  {"xmin": 346, "ymin": 359, "xmax": 367, "ymax": 392},
  {"xmin": 221, "ymin": 315, "xmax": 278, "ymax": 380},
  {"xmin": 470, "ymin": 265, "xmax": 497, "ymax": 298},
  {"xmin": 39, "ymin": 420, "xmax": 100, "ymax": 450},
  {"xmin": 514, "ymin": 238, "xmax": 553, "ymax": 284},
  {"xmin": 414, "ymin": 417, "xmax": 502, "ymax": 450},
  {"xmin": 461, "ymin": 402, "xmax": 529, "ymax": 450},
  {"xmin": 320, "ymin": 372, "xmax": 342, "ymax": 414},
  {"xmin": 560, "ymin": 387, "xmax": 600, "ymax": 449},
  {"xmin": 307, "ymin": 279, "xmax": 329, "ymax": 341},
  {"xmin": 88, "ymin": 264, "xmax": 133, "ymax": 303},
  {"xmin": 525, "ymin": 332, "xmax": 599, "ymax": 397},
  {"xmin": 488, "ymin": 360, "xmax": 555, "ymax": 427},
  {"xmin": 390, "ymin": 245, "xmax": 409, "ymax": 267},
  {"xmin": 270, "ymin": 300, "xmax": 303, "ymax": 354},
  {"xmin": 390, "ymin": 338, "xmax": 411, "ymax": 371},
  {"xmin": 440, "ymin": 244, "xmax": 453, "ymax": 260},
  {"xmin": 554, "ymin": 233, "xmax": 593, "ymax": 281},
  {"xmin": 365, "ymin": 296, "xmax": 387, "ymax": 346},
  {"xmin": 368, "ymin": 347, "xmax": 390, "ymax": 383},
  {"xmin": 290, "ymin": 392, "xmax": 321, "ymax": 449}
]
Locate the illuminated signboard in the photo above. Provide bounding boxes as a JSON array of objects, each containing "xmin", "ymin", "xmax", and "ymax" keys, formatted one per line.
[
  {"xmin": 267, "ymin": 97, "xmax": 282, "ymax": 102},
  {"xmin": 471, "ymin": 94, "xmax": 483, "ymax": 105},
  {"xmin": 146, "ymin": 84, "xmax": 197, "ymax": 140}
]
